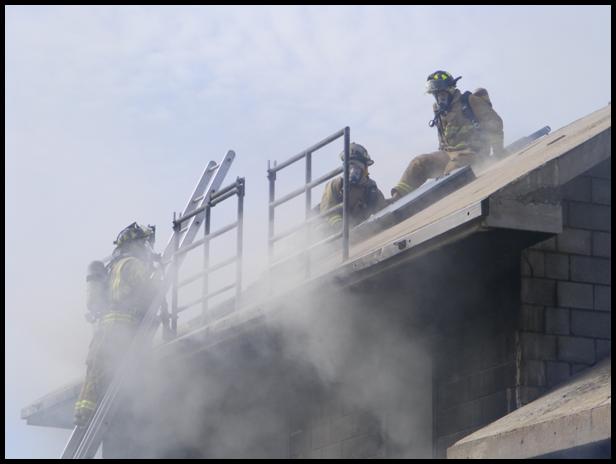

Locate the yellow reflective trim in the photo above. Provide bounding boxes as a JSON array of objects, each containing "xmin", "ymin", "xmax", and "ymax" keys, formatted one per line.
[
  {"xmin": 100, "ymin": 312, "xmax": 136, "ymax": 324},
  {"xmin": 101, "ymin": 312, "xmax": 134, "ymax": 319},
  {"xmin": 328, "ymin": 215, "xmax": 342, "ymax": 225},
  {"xmin": 396, "ymin": 182, "xmax": 412, "ymax": 194},
  {"xmin": 75, "ymin": 400, "xmax": 97, "ymax": 411}
]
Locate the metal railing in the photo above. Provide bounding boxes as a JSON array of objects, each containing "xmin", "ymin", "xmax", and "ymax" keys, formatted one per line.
[
  {"xmin": 267, "ymin": 127, "xmax": 350, "ymax": 278},
  {"xmin": 170, "ymin": 177, "xmax": 245, "ymax": 334}
]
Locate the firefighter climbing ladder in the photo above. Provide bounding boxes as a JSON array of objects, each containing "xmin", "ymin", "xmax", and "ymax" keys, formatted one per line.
[{"xmin": 61, "ymin": 151, "xmax": 236, "ymax": 459}]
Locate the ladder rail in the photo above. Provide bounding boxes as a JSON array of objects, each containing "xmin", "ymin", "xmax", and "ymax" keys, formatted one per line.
[{"xmin": 61, "ymin": 152, "xmax": 235, "ymax": 459}]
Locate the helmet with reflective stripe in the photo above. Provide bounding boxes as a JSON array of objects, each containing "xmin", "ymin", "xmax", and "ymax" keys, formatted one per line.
[
  {"xmin": 113, "ymin": 222, "xmax": 156, "ymax": 248},
  {"xmin": 339, "ymin": 142, "xmax": 374, "ymax": 166},
  {"xmin": 426, "ymin": 70, "xmax": 461, "ymax": 94}
]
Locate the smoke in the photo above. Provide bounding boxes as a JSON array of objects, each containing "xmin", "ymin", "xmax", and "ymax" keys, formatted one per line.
[
  {"xmin": 6, "ymin": 4, "xmax": 611, "ymax": 459},
  {"xmin": 269, "ymin": 282, "xmax": 434, "ymax": 457},
  {"xmin": 106, "ymin": 249, "xmax": 434, "ymax": 458}
]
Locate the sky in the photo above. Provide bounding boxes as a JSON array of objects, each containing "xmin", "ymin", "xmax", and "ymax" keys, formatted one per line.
[{"xmin": 4, "ymin": 5, "xmax": 611, "ymax": 458}]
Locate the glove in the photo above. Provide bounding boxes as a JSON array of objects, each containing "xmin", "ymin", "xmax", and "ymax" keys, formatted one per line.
[{"xmin": 388, "ymin": 189, "xmax": 401, "ymax": 203}]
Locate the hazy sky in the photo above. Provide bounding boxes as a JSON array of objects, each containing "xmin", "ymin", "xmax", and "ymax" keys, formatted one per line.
[{"xmin": 5, "ymin": 5, "xmax": 611, "ymax": 458}]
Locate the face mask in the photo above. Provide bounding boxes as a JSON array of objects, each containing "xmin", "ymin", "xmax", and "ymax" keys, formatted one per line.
[{"xmin": 349, "ymin": 164, "xmax": 364, "ymax": 185}]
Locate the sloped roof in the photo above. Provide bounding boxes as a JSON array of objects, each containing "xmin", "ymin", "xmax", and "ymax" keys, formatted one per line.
[{"xmin": 324, "ymin": 103, "xmax": 610, "ymax": 282}]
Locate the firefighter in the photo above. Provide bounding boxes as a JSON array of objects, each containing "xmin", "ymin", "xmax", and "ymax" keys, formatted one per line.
[
  {"xmin": 320, "ymin": 143, "xmax": 387, "ymax": 230},
  {"xmin": 391, "ymin": 70, "xmax": 505, "ymax": 199},
  {"xmin": 74, "ymin": 222, "xmax": 166, "ymax": 427}
]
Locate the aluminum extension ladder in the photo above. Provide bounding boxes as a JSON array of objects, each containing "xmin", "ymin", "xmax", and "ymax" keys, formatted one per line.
[{"xmin": 61, "ymin": 151, "xmax": 235, "ymax": 458}]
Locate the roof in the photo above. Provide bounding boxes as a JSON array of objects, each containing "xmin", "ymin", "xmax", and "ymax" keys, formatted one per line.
[
  {"xmin": 20, "ymin": 380, "xmax": 82, "ymax": 429},
  {"xmin": 447, "ymin": 357, "xmax": 611, "ymax": 458},
  {"xmin": 22, "ymin": 104, "xmax": 611, "ymax": 430}
]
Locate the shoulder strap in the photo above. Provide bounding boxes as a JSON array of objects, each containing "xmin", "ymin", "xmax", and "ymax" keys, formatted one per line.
[
  {"xmin": 363, "ymin": 179, "xmax": 379, "ymax": 206},
  {"xmin": 333, "ymin": 177, "xmax": 344, "ymax": 203},
  {"xmin": 429, "ymin": 107, "xmax": 446, "ymax": 143},
  {"xmin": 460, "ymin": 91, "xmax": 480, "ymax": 129}
]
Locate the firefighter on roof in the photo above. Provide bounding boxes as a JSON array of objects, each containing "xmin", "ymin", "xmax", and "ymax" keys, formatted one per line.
[
  {"xmin": 320, "ymin": 143, "xmax": 386, "ymax": 230},
  {"xmin": 391, "ymin": 70, "xmax": 505, "ymax": 199}
]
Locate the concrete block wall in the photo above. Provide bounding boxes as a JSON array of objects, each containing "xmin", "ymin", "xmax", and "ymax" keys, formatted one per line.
[
  {"xmin": 289, "ymin": 401, "xmax": 384, "ymax": 459},
  {"xmin": 518, "ymin": 158, "xmax": 611, "ymax": 405},
  {"xmin": 433, "ymin": 321, "xmax": 517, "ymax": 457},
  {"xmin": 432, "ymin": 244, "xmax": 520, "ymax": 458}
]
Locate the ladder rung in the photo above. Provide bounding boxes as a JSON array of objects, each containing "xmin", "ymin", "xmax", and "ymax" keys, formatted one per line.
[
  {"xmin": 207, "ymin": 163, "xmax": 219, "ymax": 172},
  {"xmin": 192, "ymin": 194, "xmax": 205, "ymax": 203}
]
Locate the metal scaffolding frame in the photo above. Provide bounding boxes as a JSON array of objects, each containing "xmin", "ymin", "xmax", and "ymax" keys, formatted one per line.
[
  {"xmin": 170, "ymin": 177, "xmax": 245, "ymax": 333},
  {"xmin": 267, "ymin": 127, "xmax": 351, "ymax": 278}
]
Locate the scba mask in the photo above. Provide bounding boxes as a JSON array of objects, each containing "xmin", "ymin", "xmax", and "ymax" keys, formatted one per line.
[{"xmin": 349, "ymin": 162, "xmax": 366, "ymax": 185}]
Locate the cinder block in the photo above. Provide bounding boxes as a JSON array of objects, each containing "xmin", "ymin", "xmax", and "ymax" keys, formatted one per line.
[
  {"xmin": 438, "ymin": 377, "xmax": 470, "ymax": 410},
  {"xmin": 341, "ymin": 433, "xmax": 383, "ymax": 459},
  {"xmin": 594, "ymin": 285, "xmax": 611, "ymax": 312},
  {"xmin": 470, "ymin": 363, "xmax": 516, "ymax": 398},
  {"xmin": 518, "ymin": 385, "xmax": 545, "ymax": 406},
  {"xmin": 557, "ymin": 281, "xmax": 594, "ymax": 309},
  {"xmin": 596, "ymin": 339, "xmax": 611, "ymax": 360},
  {"xmin": 571, "ymin": 256, "xmax": 611, "ymax": 285},
  {"xmin": 521, "ymin": 250, "xmax": 545, "ymax": 277},
  {"xmin": 592, "ymin": 232, "xmax": 611, "ymax": 258},
  {"xmin": 591, "ymin": 178, "xmax": 611, "ymax": 205},
  {"xmin": 568, "ymin": 202, "xmax": 611, "ymax": 231},
  {"xmin": 521, "ymin": 278, "xmax": 556, "ymax": 306},
  {"xmin": 520, "ymin": 255, "xmax": 531, "ymax": 276},
  {"xmin": 520, "ymin": 332, "xmax": 557, "ymax": 360},
  {"xmin": 438, "ymin": 430, "xmax": 477, "ymax": 460},
  {"xmin": 546, "ymin": 361, "xmax": 570, "ymax": 387},
  {"xmin": 520, "ymin": 360, "xmax": 546, "ymax": 387},
  {"xmin": 520, "ymin": 304, "xmax": 544, "ymax": 332},
  {"xmin": 585, "ymin": 158, "xmax": 611, "ymax": 179},
  {"xmin": 558, "ymin": 336, "xmax": 595, "ymax": 364},
  {"xmin": 311, "ymin": 421, "xmax": 331, "ymax": 449},
  {"xmin": 571, "ymin": 310, "xmax": 611, "ymax": 338},
  {"xmin": 322, "ymin": 442, "xmax": 342, "ymax": 459},
  {"xmin": 545, "ymin": 307, "xmax": 570, "ymax": 335},
  {"xmin": 556, "ymin": 228, "xmax": 592, "ymax": 255},
  {"xmin": 571, "ymin": 363, "xmax": 591, "ymax": 375},
  {"xmin": 544, "ymin": 253, "xmax": 569, "ymax": 280},
  {"xmin": 531, "ymin": 236, "xmax": 557, "ymax": 251},
  {"xmin": 356, "ymin": 412, "xmax": 380, "ymax": 437},
  {"xmin": 479, "ymin": 334, "xmax": 514, "ymax": 368},
  {"xmin": 562, "ymin": 176, "xmax": 592, "ymax": 202},
  {"xmin": 437, "ymin": 400, "xmax": 481, "ymax": 437},
  {"xmin": 290, "ymin": 429, "xmax": 310, "ymax": 458},
  {"xmin": 478, "ymin": 390, "xmax": 508, "ymax": 424},
  {"xmin": 330, "ymin": 415, "xmax": 356, "ymax": 443}
]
